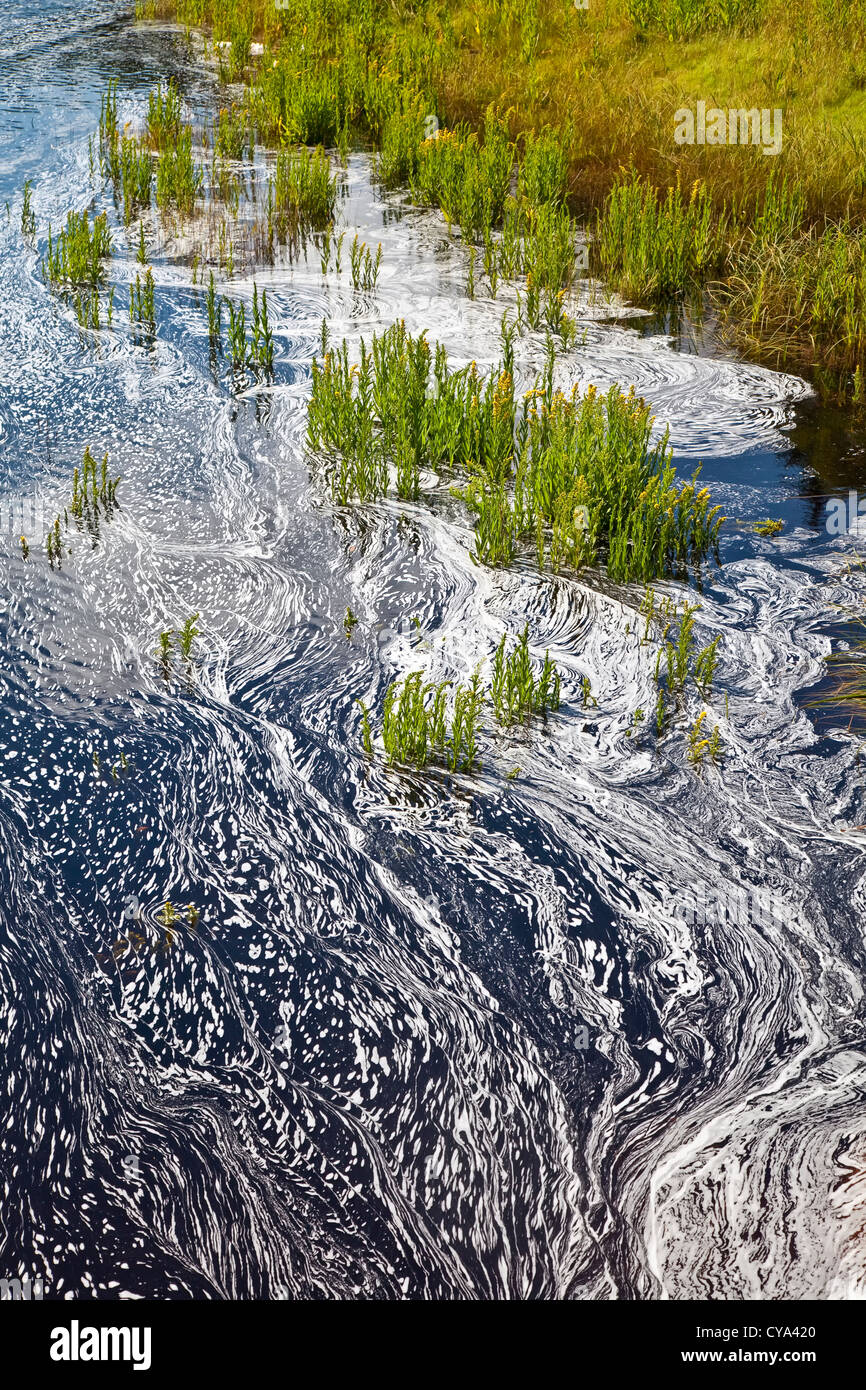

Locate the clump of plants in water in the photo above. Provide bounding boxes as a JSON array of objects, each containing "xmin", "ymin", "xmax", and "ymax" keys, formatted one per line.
[
  {"xmin": 635, "ymin": 586, "xmax": 725, "ymax": 762},
  {"xmin": 625, "ymin": 0, "xmax": 762, "ymax": 41},
  {"xmin": 41, "ymin": 209, "xmax": 112, "ymax": 287},
  {"xmin": 378, "ymin": 112, "xmax": 582, "ymax": 334},
  {"xmin": 272, "ymin": 145, "xmax": 337, "ymax": 237},
  {"xmin": 32, "ymin": 446, "xmax": 121, "ymax": 568},
  {"xmin": 349, "ymin": 235, "xmax": 382, "ymax": 292},
  {"xmin": 491, "ymin": 626, "xmax": 560, "ymax": 725},
  {"xmin": 212, "ymin": 282, "xmax": 275, "ymax": 380},
  {"xmin": 307, "ymin": 319, "xmax": 724, "ymax": 584},
  {"xmin": 146, "ymin": 79, "xmax": 183, "ymax": 151},
  {"xmin": 130, "ymin": 266, "xmax": 156, "ymax": 332},
  {"xmin": 155, "ymin": 128, "xmax": 204, "ymax": 214},
  {"xmin": 155, "ymin": 614, "xmax": 201, "ymax": 681},
  {"xmin": 687, "ymin": 711, "xmax": 724, "ymax": 768},
  {"xmin": 360, "ymin": 626, "xmax": 563, "ymax": 773},
  {"xmin": 21, "ymin": 178, "xmax": 36, "ymax": 237},
  {"xmin": 369, "ymin": 667, "xmax": 486, "ymax": 773}
]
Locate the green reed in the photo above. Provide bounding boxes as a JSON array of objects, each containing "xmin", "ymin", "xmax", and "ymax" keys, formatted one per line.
[
  {"xmin": 687, "ymin": 710, "xmax": 724, "ymax": 767},
  {"xmin": 155, "ymin": 128, "xmax": 203, "ymax": 214},
  {"xmin": 71, "ymin": 445, "xmax": 120, "ymax": 521},
  {"xmin": 226, "ymin": 297, "xmax": 247, "ymax": 368},
  {"xmin": 21, "ymin": 178, "xmax": 36, "ymax": 237},
  {"xmin": 410, "ymin": 108, "xmax": 513, "ymax": 239},
  {"xmin": 29, "ymin": 445, "xmax": 121, "ymax": 565},
  {"xmin": 249, "ymin": 283, "xmax": 274, "ymax": 371},
  {"xmin": 379, "ymin": 667, "xmax": 485, "ymax": 773},
  {"xmin": 147, "ymin": 80, "xmax": 183, "ymax": 151},
  {"xmin": 349, "ymin": 235, "xmax": 382, "ymax": 291},
  {"xmin": 518, "ymin": 127, "xmax": 569, "ymax": 212},
  {"xmin": 130, "ymin": 267, "xmax": 156, "ymax": 330},
  {"xmin": 99, "ymin": 78, "xmax": 119, "ymax": 161},
  {"xmin": 217, "ymin": 284, "xmax": 274, "ymax": 375},
  {"xmin": 42, "ymin": 209, "xmax": 112, "ymax": 286},
  {"xmin": 491, "ymin": 625, "xmax": 561, "ymax": 726},
  {"xmin": 215, "ymin": 103, "xmax": 251, "ymax": 160},
  {"xmin": 272, "ymin": 145, "xmax": 336, "ymax": 237},
  {"xmin": 178, "ymin": 612, "xmax": 200, "ymax": 660}
]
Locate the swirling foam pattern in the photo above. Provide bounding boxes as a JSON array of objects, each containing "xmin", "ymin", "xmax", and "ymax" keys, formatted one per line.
[{"xmin": 0, "ymin": 0, "xmax": 864, "ymax": 1302}]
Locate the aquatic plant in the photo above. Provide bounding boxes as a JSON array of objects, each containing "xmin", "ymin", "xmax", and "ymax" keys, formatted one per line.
[
  {"xmin": 178, "ymin": 613, "xmax": 200, "ymax": 660},
  {"xmin": 155, "ymin": 128, "xmax": 203, "ymax": 214},
  {"xmin": 626, "ymin": 0, "xmax": 761, "ymax": 39},
  {"xmin": 249, "ymin": 283, "xmax": 275, "ymax": 372},
  {"xmin": 751, "ymin": 517, "xmax": 785, "ymax": 536},
  {"xmin": 693, "ymin": 635, "xmax": 721, "ymax": 693},
  {"xmin": 272, "ymin": 145, "xmax": 336, "ymax": 237},
  {"xmin": 308, "ymin": 321, "xmax": 725, "ymax": 584},
  {"xmin": 42, "ymin": 209, "xmax": 112, "ymax": 287},
  {"xmin": 226, "ymin": 297, "xmax": 247, "ymax": 368},
  {"xmin": 21, "ymin": 179, "xmax": 36, "ymax": 237},
  {"xmin": 30, "ymin": 446, "xmax": 123, "ymax": 564},
  {"xmin": 687, "ymin": 711, "xmax": 724, "ymax": 767},
  {"xmin": 490, "ymin": 626, "xmax": 561, "ymax": 726},
  {"xmin": 156, "ymin": 629, "xmax": 174, "ymax": 664},
  {"xmin": 349, "ymin": 236, "xmax": 382, "ymax": 292},
  {"xmin": 411, "ymin": 109, "xmax": 514, "ymax": 239},
  {"xmin": 215, "ymin": 103, "xmax": 251, "ymax": 160},
  {"xmin": 358, "ymin": 699, "xmax": 374, "ymax": 756},
  {"xmin": 130, "ymin": 267, "xmax": 156, "ymax": 330},
  {"xmin": 138, "ymin": 0, "xmax": 866, "ymax": 399},
  {"xmin": 379, "ymin": 667, "xmax": 485, "ymax": 773},
  {"xmin": 147, "ymin": 80, "xmax": 183, "ymax": 151},
  {"xmin": 594, "ymin": 172, "xmax": 727, "ymax": 302}
]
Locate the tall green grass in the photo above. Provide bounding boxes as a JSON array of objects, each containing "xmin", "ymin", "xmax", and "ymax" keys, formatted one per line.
[
  {"xmin": 155, "ymin": 128, "xmax": 204, "ymax": 213},
  {"xmin": 594, "ymin": 172, "xmax": 727, "ymax": 302},
  {"xmin": 364, "ymin": 624, "xmax": 563, "ymax": 772},
  {"xmin": 272, "ymin": 144, "xmax": 337, "ymax": 237},
  {"xmin": 491, "ymin": 626, "xmax": 560, "ymax": 725},
  {"xmin": 626, "ymin": 0, "xmax": 763, "ymax": 38}
]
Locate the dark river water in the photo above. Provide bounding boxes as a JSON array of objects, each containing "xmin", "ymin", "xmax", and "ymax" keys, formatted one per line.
[{"xmin": 1, "ymin": 0, "xmax": 865, "ymax": 1300}]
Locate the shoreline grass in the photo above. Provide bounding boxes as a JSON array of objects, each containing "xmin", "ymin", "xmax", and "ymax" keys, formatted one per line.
[{"xmin": 133, "ymin": 0, "xmax": 866, "ymax": 400}]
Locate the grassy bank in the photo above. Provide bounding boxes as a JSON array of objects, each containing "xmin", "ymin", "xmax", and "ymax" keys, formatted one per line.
[{"xmin": 131, "ymin": 0, "xmax": 866, "ymax": 400}]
